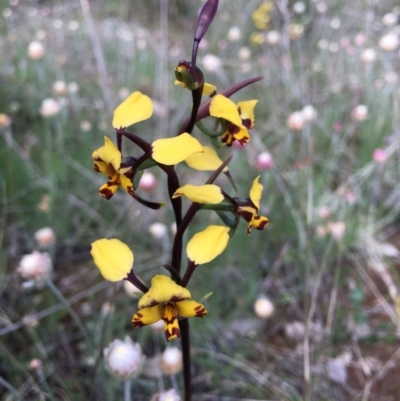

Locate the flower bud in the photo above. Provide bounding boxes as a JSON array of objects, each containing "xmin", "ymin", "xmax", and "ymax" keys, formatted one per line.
[
  {"xmin": 318, "ymin": 206, "xmax": 331, "ymax": 220},
  {"xmin": 34, "ymin": 227, "xmax": 56, "ymax": 247},
  {"xmin": 149, "ymin": 222, "xmax": 168, "ymax": 239},
  {"xmin": 227, "ymin": 26, "xmax": 241, "ymax": 41},
  {"xmin": 379, "ymin": 33, "xmax": 399, "ymax": 51},
  {"xmin": 256, "ymin": 151, "xmax": 274, "ymax": 170},
  {"xmin": 302, "ymin": 105, "xmax": 317, "ymax": 122},
  {"xmin": 17, "ymin": 252, "xmax": 52, "ymax": 282},
  {"xmin": 150, "ymin": 389, "xmax": 181, "ymax": 401},
  {"xmin": 40, "ymin": 98, "xmax": 61, "ymax": 118},
  {"xmin": 103, "ymin": 336, "xmax": 144, "ymax": 380},
  {"xmin": 266, "ymin": 30, "xmax": 281, "ymax": 45},
  {"xmin": 254, "ymin": 297, "xmax": 275, "ymax": 318},
  {"xmin": 52, "ymin": 81, "xmax": 67, "ymax": 96},
  {"xmin": 29, "ymin": 359, "xmax": 43, "ymax": 372},
  {"xmin": 28, "ymin": 41, "xmax": 45, "ymax": 60},
  {"xmin": 382, "ymin": 13, "xmax": 398, "ymax": 27},
  {"xmin": 351, "ymin": 105, "xmax": 368, "ymax": 121},
  {"xmin": 161, "ymin": 347, "xmax": 182, "ymax": 375},
  {"xmin": 360, "ymin": 48, "xmax": 376, "ymax": 63},
  {"xmin": 286, "ymin": 111, "xmax": 305, "ymax": 131},
  {"xmin": 202, "ymin": 54, "xmax": 222, "ymax": 72},
  {"xmin": 139, "ymin": 171, "xmax": 157, "ymax": 191},
  {"xmin": 372, "ymin": 148, "xmax": 387, "ymax": 163},
  {"xmin": 327, "ymin": 222, "xmax": 346, "ymax": 240}
]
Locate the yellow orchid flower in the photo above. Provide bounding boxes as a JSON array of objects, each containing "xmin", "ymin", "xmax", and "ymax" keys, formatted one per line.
[
  {"xmin": 186, "ymin": 225, "xmax": 230, "ymax": 265},
  {"xmin": 92, "ymin": 136, "xmax": 134, "ymax": 200},
  {"xmin": 209, "ymin": 95, "xmax": 258, "ymax": 146},
  {"xmin": 91, "ymin": 238, "xmax": 134, "ymax": 282},
  {"xmin": 132, "ymin": 275, "xmax": 207, "ymax": 341},
  {"xmin": 112, "ymin": 91, "xmax": 153, "ymax": 130},
  {"xmin": 92, "ymin": 137, "xmax": 163, "ymax": 209},
  {"xmin": 235, "ymin": 176, "xmax": 269, "ymax": 234}
]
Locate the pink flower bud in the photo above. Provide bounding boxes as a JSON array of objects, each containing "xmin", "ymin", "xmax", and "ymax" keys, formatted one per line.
[
  {"xmin": 139, "ymin": 171, "xmax": 157, "ymax": 191},
  {"xmin": 372, "ymin": 148, "xmax": 387, "ymax": 163},
  {"xmin": 256, "ymin": 151, "xmax": 274, "ymax": 170},
  {"xmin": 28, "ymin": 41, "xmax": 45, "ymax": 60},
  {"xmin": 351, "ymin": 105, "xmax": 368, "ymax": 122}
]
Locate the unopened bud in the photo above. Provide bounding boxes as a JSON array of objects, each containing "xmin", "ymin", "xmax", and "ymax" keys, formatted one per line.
[
  {"xmin": 254, "ymin": 297, "xmax": 275, "ymax": 318},
  {"xmin": 17, "ymin": 252, "xmax": 52, "ymax": 282},
  {"xmin": 161, "ymin": 347, "xmax": 182, "ymax": 375},
  {"xmin": 103, "ymin": 336, "xmax": 144, "ymax": 380},
  {"xmin": 34, "ymin": 227, "xmax": 56, "ymax": 247}
]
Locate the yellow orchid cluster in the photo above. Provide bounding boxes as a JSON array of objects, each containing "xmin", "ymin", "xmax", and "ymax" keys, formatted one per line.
[{"xmin": 89, "ymin": 0, "xmax": 268, "ymax": 360}]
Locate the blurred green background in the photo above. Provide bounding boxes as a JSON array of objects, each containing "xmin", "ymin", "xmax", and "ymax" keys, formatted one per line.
[{"xmin": 1, "ymin": 0, "xmax": 400, "ymax": 400}]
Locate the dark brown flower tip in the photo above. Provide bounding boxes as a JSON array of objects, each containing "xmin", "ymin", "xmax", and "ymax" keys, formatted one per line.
[{"xmin": 192, "ymin": 0, "xmax": 219, "ymax": 64}]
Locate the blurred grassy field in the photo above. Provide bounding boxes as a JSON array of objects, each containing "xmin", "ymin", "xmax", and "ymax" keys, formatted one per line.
[{"xmin": 2, "ymin": 0, "xmax": 400, "ymax": 400}]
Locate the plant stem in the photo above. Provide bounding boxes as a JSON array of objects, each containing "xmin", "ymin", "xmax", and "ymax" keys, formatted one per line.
[
  {"xmin": 124, "ymin": 380, "xmax": 131, "ymax": 401},
  {"xmin": 179, "ymin": 319, "xmax": 191, "ymax": 401}
]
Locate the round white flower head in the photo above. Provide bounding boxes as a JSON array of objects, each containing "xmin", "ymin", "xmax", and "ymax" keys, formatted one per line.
[
  {"xmin": 161, "ymin": 347, "xmax": 182, "ymax": 375},
  {"xmin": 40, "ymin": 98, "xmax": 61, "ymax": 118},
  {"xmin": 150, "ymin": 388, "xmax": 181, "ymax": 401},
  {"xmin": 382, "ymin": 13, "xmax": 398, "ymax": 27},
  {"xmin": 202, "ymin": 54, "xmax": 222, "ymax": 72},
  {"xmin": 254, "ymin": 297, "xmax": 275, "ymax": 318},
  {"xmin": 238, "ymin": 47, "xmax": 251, "ymax": 60},
  {"xmin": 351, "ymin": 105, "xmax": 368, "ymax": 122},
  {"xmin": 266, "ymin": 30, "xmax": 281, "ymax": 45},
  {"xmin": 17, "ymin": 252, "xmax": 52, "ymax": 283},
  {"xmin": 52, "ymin": 81, "xmax": 67, "ymax": 96},
  {"xmin": 28, "ymin": 41, "xmax": 45, "ymax": 60},
  {"xmin": 103, "ymin": 336, "xmax": 143, "ymax": 380},
  {"xmin": 379, "ymin": 33, "xmax": 399, "ymax": 51},
  {"xmin": 302, "ymin": 105, "xmax": 317, "ymax": 122},
  {"xmin": 286, "ymin": 111, "xmax": 306, "ymax": 131},
  {"xmin": 360, "ymin": 48, "xmax": 376, "ymax": 63},
  {"xmin": 228, "ymin": 26, "xmax": 241, "ymax": 41},
  {"xmin": 149, "ymin": 222, "xmax": 168, "ymax": 239},
  {"xmin": 34, "ymin": 227, "xmax": 56, "ymax": 247}
]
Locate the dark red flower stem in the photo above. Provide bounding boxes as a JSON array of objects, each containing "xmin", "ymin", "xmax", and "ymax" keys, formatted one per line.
[{"xmin": 125, "ymin": 271, "xmax": 148, "ymax": 293}]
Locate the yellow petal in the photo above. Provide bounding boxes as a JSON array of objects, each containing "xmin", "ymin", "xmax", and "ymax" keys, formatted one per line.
[
  {"xmin": 210, "ymin": 94, "xmax": 243, "ymax": 126},
  {"xmin": 185, "ymin": 146, "xmax": 228, "ymax": 172},
  {"xmin": 203, "ymin": 83, "xmax": 217, "ymax": 97},
  {"xmin": 112, "ymin": 91, "xmax": 153, "ymax": 129},
  {"xmin": 92, "ymin": 137, "xmax": 121, "ymax": 172},
  {"xmin": 175, "ymin": 80, "xmax": 216, "ymax": 97},
  {"xmin": 237, "ymin": 100, "xmax": 258, "ymax": 128},
  {"xmin": 162, "ymin": 304, "xmax": 180, "ymax": 341},
  {"xmin": 152, "ymin": 133, "xmax": 203, "ymax": 165},
  {"xmin": 132, "ymin": 304, "xmax": 163, "ymax": 327},
  {"xmin": 186, "ymin": 225, "xmax": 230, "ymax": 265},
  {"xmin": 99, "ymin": 180, "xmax": 120, "ymax": 199},
  {"xmin": 91, "ymin": 238, "xmax": 134, "ymax": 281},
  {"xmin": 253, "ymin": 215, "xmax": 269, "ymax": 231},
  {"xmin": 94, "ymin": 161, "xmax": 115, "ymax": 177},
  {"xmin": 138, "ymin": 275, "xmax": 191, "ymax": 309},
  {"xmin": 232, "ymin": 127, "xmax": 251, "ymax": 146},
  {"xmin": 175, "ymin": 300, "xmax": 207, "ymax": 318},
  {"xmin": 249, "ymin": 175, "xmax": 263, "ymax": 210},
  {"xmin": 120, "ymin": 174, "xmax": 134, "ymax": 196},
  {"xmin": 172, "ymin": 184, "xmax": 224, "ymax": 204}
]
